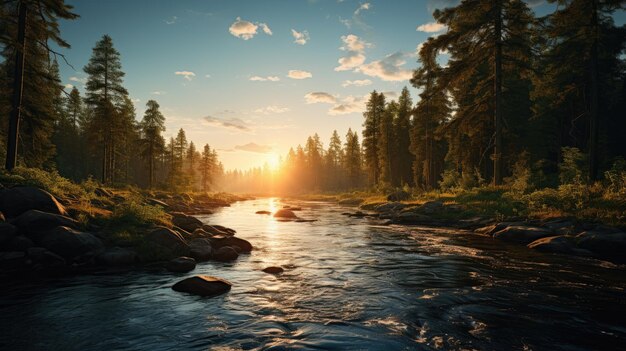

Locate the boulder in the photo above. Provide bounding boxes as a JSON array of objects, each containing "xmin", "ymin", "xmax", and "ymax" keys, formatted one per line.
[
  {"xmin": 0, "ymin": 186, "xmax": 67, "ymax": 218},
  {"xmin": 387, "ymin": 191, "xmax": 410, "ymax": 201},
  {"xmin": 0, "ymin": 222, "xmax": 17, "ymax": 246},
  {"xmin": 212, "ymin": 225, "xmax": 236, "ymax": 235},
  {"xmin": 394, "ymin": 212, "xmax": 431, "ymax": 224},
  {"xmin": 189, "ymin": 238, "xmax": 213, "ymax": 261},
  {"xmin": 202, "ymin": 224, "xmax": 230, "ymax": 236},
  {"xmin": 166, "ymin": 256, "xmax": 196, "ymax": 273},
  {"xmin": 96, "ymin": 247, "xmax": 138, "ymax": 266},
  {"xmin": 273, "ymin": 209, "xmax": 298, "ymax": 219},
  {"xmin": 492, "ymin": 225, "xmax": 554, "ymax": 244},
  {"xmin": 145, "ymin": 227, "xmax": 190, "ymax": 258},
  {"xmin": 576, "ymin": 231, "xmax": 626, "ymax": 263},
  {"xmin": 0, "ymin": 251, "xmax": 28, "ymax": 269},
  {"xmin": 256, "ymin": 210, "xmax": 271, "ymax": 215},
  {"xmin": 262, "ymin": 266, "xmax": 284, "ymax": 274},
  {"xmin": 38, "ymin": 226, "xmax": 104, "ymax": 260},
  {"xmin": 418, "ymin": 200, "xmax": 444, "ymax": 214},
  {"xmin": 12, "ymin": 210, "xmax": 79, "ymax": 238},
  {"xmin": 375, "ymin": 202, "xmax": 407, "ymax": 213},
  {"xmin": 147, "ymin": 198, "xmax": 169, "ymax": 208},
  {"xmin": 474, "ymin": 222, "xmax": 526, "ymax": 236},
  {"xmin": 210, "ymin": 236, "xmax": 252, "ymax": 253},
  {"xmin": 0, "ymin": 211, "xmax": 5, "ymax": 222},
  {"xmin": 171, "ymin": 212, "xmax": 204, "ymax": 232},
  {"xmin": 27, "ymin": 247, "xmax": 66, "ymax": 268},
  {"xmin": 172, "ymin": 275, "xmax": 232, "ymax": 297},
  {"xmin": 212, "ymin": 246, "xmax": 239, "ymax": 262},
  {"xmin": 7, "ymin": 235, "xmax": 34, "ymax": 251},
  {"xmin": 527, "ymin": 235, "xmax": 591, "ymax": 256}
]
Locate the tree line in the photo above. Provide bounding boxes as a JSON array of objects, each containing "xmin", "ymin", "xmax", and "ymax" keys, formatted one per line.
[
  {"xmin": 0, "ymin": 1, "xmax": 222, "ymax": 191},
  {"xmin": 229, "ymin": 0, "xmax": 625, "ymax": 194}
]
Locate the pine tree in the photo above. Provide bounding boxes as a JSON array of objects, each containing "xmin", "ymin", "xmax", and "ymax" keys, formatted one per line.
[
  {"xmin": 344, "ymin": 128, "xmax": 363, "ymax": 189},
  {"xmin": 325, "ymin": 130, "xmax": 344, "ymax": 190},
  {"xmin": 83, "ymin": 35, "xmax": 128, "ymax": 183},
  {"xmin": 199, "ymin": 144, "xmax": 214, "ymax": 192},
  {"xmin": 394, "ymin": 87, "xmax": 414, "ymax": 186},
  {"xmin": 139, "ymin": 100, "xmax": 165, "ymax": 189},
  {"xmin": 362, "ymin": 91, "xmax": 385, "ymax": 186},
  {"xmin": 1, "ymin": 0, "xmax": 78, "ymax": 170},
  {"xmin": 378, "ymin": 100, "xmax": 396, "ymax": 186},
  {"xmin": 186, "ymin": 141, "xmax": 198, "ymax": 189}
]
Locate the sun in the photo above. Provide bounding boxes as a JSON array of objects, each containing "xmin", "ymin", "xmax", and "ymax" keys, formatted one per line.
[{"xmin": 267, "ymin": 153, "xmax": 280, "ymax": 170}]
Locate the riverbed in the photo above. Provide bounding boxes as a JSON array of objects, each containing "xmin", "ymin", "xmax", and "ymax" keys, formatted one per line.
[{"xmin": 1, "ymin": 198, "xmax": 625, "ymax": 350}]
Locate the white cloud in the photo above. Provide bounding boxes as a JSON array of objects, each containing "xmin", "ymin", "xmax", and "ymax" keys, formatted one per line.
[
  {"xmin": 342, "ymin": 79, "xmax": 372, "ymax": 87},
  {"xmin": 329, "ymin": 95, "xmax": 366, "ymax": 115},
  {"xmin": 69, "ymin": 76, "xmax": 86, "ymax": 83},
  {"xmin": 382, "ymin": 91, "xmax": 398, "ymax": 99},
  {"xmin": 234, "ymin": 142, "xmax": 272, "ymax": 153},
  {"xmin": 334, "ymin": 34, "xmax": 371, "ymax": 71},
  {"xmin": 229, "ymin": 17, "xmax": 272, "ymax": 40},
  {"xmin": 357, "ymin": 52, "xmax": 414, "ymax": 81},
  {"xmin": 416, "ymin": 22, "xmax": 447, "ymax": 33},
  {"xmin": 291, "ymin": 29, "xmax": 310, "ymax": 45},
  {"xmin": 354, "ymin": 2, "xmax": 371, "ymax": 15},
  {"xmin": 64, "ymin": 83, "xmax": 73, "ymax": 89},
  {"xmin": 260, "ymin": 23, "xmax": 272, "ymax": 35},
  {"xmin": 151, "ymin": 91, "xmax": 166, "ymax": 95},
  {"xmin": 249, "ymin": 75, "xmax": 280, "ymax": 82},
  {"xmin": 204, "ymin": 116, "xmax": 250, "ymax": 132},
  {"xmin": 254, "ymin": 105, "xmax": 290, "ymax": 114},
  {"xmin": 305, "ymin": 92, "xmax": 337, "ymax": 104},
  {"xmin": 165, "ymin": 16, "xmax": 177, "ymax": 25},
  {"xmin": 205, "ymin": 74, "xmax": 211, "ymax": 78},
  {"xmin": 287, "ymin": 70, "xmax": 312, "ymax": 79},
  {"xmin": 175, "ymin": 71, "xmax": 196, "ymax": 81}
]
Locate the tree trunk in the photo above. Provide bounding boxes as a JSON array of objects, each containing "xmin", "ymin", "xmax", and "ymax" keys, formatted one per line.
[
  {"xmin": 588, "ymin": 0, "xmax": 599, "ymax": 182},
  {"xmin": 5, "ymin": 3, "xmax": 27, "ymax": 171},
  {"xmin": 493, "ymin": 0, "xmax": 503, "ymax": 186}
]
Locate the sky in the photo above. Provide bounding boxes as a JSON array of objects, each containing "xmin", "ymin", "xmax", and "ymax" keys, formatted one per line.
[{"xmin": 55, "ymin": 0, "xmax": 624, "ymax": 171}]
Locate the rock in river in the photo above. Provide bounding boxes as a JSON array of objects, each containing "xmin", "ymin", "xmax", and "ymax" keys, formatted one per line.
[
  {"xmin": 210, "ymin": 236, "xmax": 253, "ymax": 253},
  {"xmin": 189, "ymin": 238, "xmax": 213, "ymax": 261},
  {"xmin": 576, "ymin": 231, "xmax": 626, "ymax": 263},
  {"xmin": 0, "ymin": 186, "xmax": 67, "ymax": 218},
  {"xmin": 527, "ymin": 235, "xmax": 591, "ymax": 256},
  {"xmin": 38, "ymin": 226, "xmax": 104, "ymax": 260},
  {"xmin": 146, "ymin": 227, "xmax": 190, "ymax": 258},
  {"xmin": 492, "ymin": 225, "xmax": 553, "ymax": 244},
  {"xmin": 166, "ymin": 256, "xmax": 196, "ymax": 273},
  {"xmin": 256, "ymin": 210, "xmax": 271, "ymax": 215},
  {"xmin": 171, "ymin": 212, "xmax": 204, "ymax": 232},
  {"xmin": 96, "ymin": 247, "xmax": 138, "ymax": 266},
  {"xmin": 273, "ymin": 209, "xmax": 298, "ymax": 219},
  {"xmin": 262, "ymin": 266, "xmax": 284, "ymax": 274},
  {"xmin": 212, "ymin": 246, "xmax": 239, "ymax": 262},
  {"xmin": 172, "ymin": 275, "xmax": 232, "ymax": 297},
  {"xmin": 12, "ymin": 210, "xmax": 79, "ymax": 238}
]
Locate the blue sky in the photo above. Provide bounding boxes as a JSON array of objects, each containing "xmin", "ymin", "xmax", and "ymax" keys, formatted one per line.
[{"xmin": 56, "ymin": 0, "xmax": 624, "ymax": 170}]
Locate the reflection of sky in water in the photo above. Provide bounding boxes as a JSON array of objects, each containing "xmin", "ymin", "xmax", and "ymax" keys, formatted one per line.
[{"xmin": 0, "ymin": 198, "xmax": 625, "ymax": 350}]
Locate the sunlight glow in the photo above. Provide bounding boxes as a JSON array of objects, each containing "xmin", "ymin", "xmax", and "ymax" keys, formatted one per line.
[{"xmin": 267, "ymin": 153, "xmax": 280, "ymax": 170}]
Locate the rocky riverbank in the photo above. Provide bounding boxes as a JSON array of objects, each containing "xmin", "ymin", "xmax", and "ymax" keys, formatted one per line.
[
  {"xmin": 341, "ymin": 193, "xmax": 626, "ymax": 265},
  {"xmin": 0, "ymin": 185, "xmax": 255, "ymax": 284}
]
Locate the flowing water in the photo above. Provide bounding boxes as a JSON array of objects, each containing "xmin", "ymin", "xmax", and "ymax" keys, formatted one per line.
[{"xmin": 1, "ymin": 198, "xmax": 625, "ymax": 350}]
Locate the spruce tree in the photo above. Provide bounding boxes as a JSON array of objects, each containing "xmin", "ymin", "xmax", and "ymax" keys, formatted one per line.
[{"xmin": 139, "ymin": 100, "xmax": 165, "ymax": 189}]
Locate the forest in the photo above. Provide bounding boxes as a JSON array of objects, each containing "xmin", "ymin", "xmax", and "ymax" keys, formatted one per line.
[{"xmin": 0, "ymin": 0, "xmax": 625, "ymax": 201}]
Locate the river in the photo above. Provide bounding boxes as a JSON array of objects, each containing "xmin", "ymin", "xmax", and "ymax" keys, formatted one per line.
[{"xmin": 1, "ymin": 198, "xmax": 625, "ymax": 350}]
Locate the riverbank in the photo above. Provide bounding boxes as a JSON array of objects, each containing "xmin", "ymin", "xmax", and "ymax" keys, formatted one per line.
[
  {"xmin": 0, "ymin": 168, "xmax": 255, "ymax": 280},
  {"xmin": 302, "ymin": 188, "xmax": 626, "ymax": 265}
]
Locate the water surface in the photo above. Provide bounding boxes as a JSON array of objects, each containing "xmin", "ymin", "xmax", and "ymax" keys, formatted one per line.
[{"xmin": 1, "ymin": 198, "xmax": 625, "ymax": 350}]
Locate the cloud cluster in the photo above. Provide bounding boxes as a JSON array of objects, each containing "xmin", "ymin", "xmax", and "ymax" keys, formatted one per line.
[
  {"xmin": 342, "ymin": 79, "xmax": 372, "ymax": 87},
  {"xmin": 357, "ymin": 52, "xmax": 413, "ymax": 81},
  {"xmin": 175, "ymin": 71, "xmax": 196, "ymax": 81},
  {"xmin": 254, "ymin": 105, "xmax": 290, "ymax": 114},
  {"xmin": 291, "ymin": 29, "xmax": 310, "ymax": 45},
  {"xmin": 335, "ymin": 34, "xmax": 371, "ymax": 71},
  {"xmin": 305, "ymin": 92, "xmax": 337, "ymax": 104},
  {"xmin": 204, "ymin": 116, "xmax": 250, "ymax": 131},
  {"xmin": 288, "ymin": 70, "xmax": 312, "ymax": 79},
  {"xmin": 250, "ymin": 75, "xmax": 280, "ymax": 82},
  {"xmin": 234, "ymin": 142, "xmax": 272, "ymax": 153},
  {"xmin": 416, "ymin": 21, "xmax": 447, "ymax": 33},
  {"xmin": 229, "ymin": 17, "xmax": 272, "ymax": 40},
  {"xmin": 305, "ymin": 92, "xmax": 366, "ymax": 115}
]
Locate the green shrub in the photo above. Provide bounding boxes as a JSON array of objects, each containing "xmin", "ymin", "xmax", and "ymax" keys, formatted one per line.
[
  {"xmin": 559, "ymin": 147, "xmax": 588, "ymax": 185},
  {"xmin": 505, "ymin": 151, "xmax": 533, "ymax": 194},
  {"xmin": 439, "ymin": 169, "xmax": 460, "ymax": 192},
  {"xmin": 0, "ymin": 167, "xmax": 90, "ymax": 201},
  {"xmin": 604, "ymin": 157, "xmax": 626, "ymax": 198},
  {"xmin": 108, "ymin": 195, "xmax": 171, "ymax": 229}
]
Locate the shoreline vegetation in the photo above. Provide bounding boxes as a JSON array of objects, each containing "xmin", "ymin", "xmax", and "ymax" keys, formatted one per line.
[{"xmin": 0, "ymin": 167, "xmax": 624, "ymax": 287}]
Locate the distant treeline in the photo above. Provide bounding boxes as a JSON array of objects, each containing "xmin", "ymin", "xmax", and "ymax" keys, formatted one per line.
[
  {"xmin": 0, "ymin": 2, "xmax": 222, "ymax": 191},
  {"xmin": 225, "ymin": 0, "xmax": 625, "ymax": 194}
]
